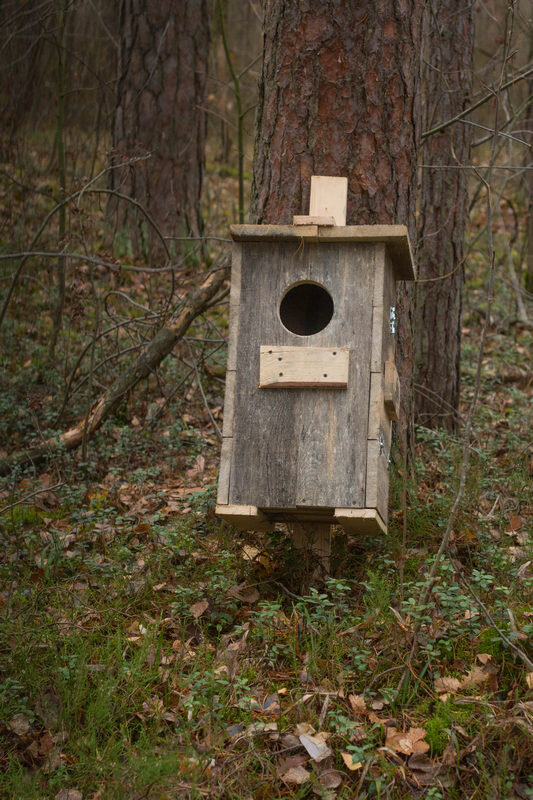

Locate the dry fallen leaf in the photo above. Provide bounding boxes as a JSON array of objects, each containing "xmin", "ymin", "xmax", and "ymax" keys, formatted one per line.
[
  {"xmin": 277, "ymin": 753, "xmax": 308, "ymax": 775},
  {"xmin": 251, "ymin": 694, "xmax": 281, "ymax": 715},
  {"xmin": 407, "ymin": 753, "xmax": 438, "ymax": 786},
  {"xmin": 441, "ymin": 740, "xmax": 457, "ymax": 766},
  {"xmin": 517, "ymin": 560, "xmax": 531, "ymax": 579},
  {"xmin": 54, "ymin": 791, "xmax": 83, "ymax": 800},
  {"xmin": 227, "ymin": 582, "xmax": 260, "ymax": 604},
  {"xmin": 348, "ymin": 693, "xmax": 367, "ymax": 713},
  {"xmin": 8, "ymin": 713, "xmax": 31, "ymax": 736},
  {"xmin": 509, "ymin": 516, "xmax": 522, "ymax": 532},
  {"xmin": 389, "ymin": 605, "xmax": 410, "ymax": 631},
  {"xmin": 319, "ymin": 769, "xmax": 344, "ymax": 789},
  {"xmin": 509, "ymin": 546, "xmax": 526, "ymax": 563},
  {"xmin": 341, "ymin": 752, "xmax": 362, "ymax": 771},
  {"xmin": 189, "ymin": 600, "xmax": 209, "ymax": 619},
  {"xmin": 299, "ymin": 732, "xmax": 332, "ymax": 762},
  {"xmin": 241, "ymin": 545, "xmax": 261, "ymax": 561},
  {"xmin": 295, "ymin": 722, "xmax": 316, "ymax": 736},
  {"xmin": 282, "ymin": 765, "xmax": 311, "ymax": 784},
  {"xmin": 460, "ymin": 661, "xmax": 498, "ymax": 691},
  {"xmin": 434, "ymin": 676, "xmax": 462, "ymax": 694},
  {"xmin": 386, "ymin": 726, "xmax": 429, "ymax": 755}
]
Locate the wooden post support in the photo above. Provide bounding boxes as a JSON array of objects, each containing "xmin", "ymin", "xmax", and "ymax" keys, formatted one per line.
[{"xmin": 289, "ymin": 522, "xmax": 331, "ymax": 581}]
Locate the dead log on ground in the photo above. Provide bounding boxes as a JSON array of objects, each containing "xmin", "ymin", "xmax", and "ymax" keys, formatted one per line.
[{"xmin": 0, "ymin": 260, "xmax": 230, "ymax": 477}]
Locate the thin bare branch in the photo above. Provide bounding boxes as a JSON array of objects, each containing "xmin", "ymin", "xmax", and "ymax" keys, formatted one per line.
[{"xmin": 422, "ymin": 65, "xmax": 533, "ymax": 139}]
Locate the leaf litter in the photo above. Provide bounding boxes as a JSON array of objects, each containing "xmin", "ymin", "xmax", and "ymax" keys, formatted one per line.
[{"xmin": 1, "ymin": 161, "xmax": 532, "ymax": 799}]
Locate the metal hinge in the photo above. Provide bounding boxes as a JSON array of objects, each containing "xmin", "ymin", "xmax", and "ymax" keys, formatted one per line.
[{"xmin": 389, "ymin": 306, "xmax": 396, "ymax": 335}]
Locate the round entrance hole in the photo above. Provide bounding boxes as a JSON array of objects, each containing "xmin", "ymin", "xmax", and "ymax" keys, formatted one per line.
[{"xmin": 279, "ymin": 282, "xmax": 334, "ymax": 336}]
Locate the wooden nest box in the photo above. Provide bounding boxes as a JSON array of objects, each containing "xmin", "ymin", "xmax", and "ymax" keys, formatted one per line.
[{"xmin": 216, "ymin": 177, "xmax": 415, "ymax": 536}]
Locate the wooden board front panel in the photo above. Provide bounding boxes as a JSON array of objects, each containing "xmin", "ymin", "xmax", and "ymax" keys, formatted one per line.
[
  {"xmin": 259, "ymin": 346, "xmax": 349, "ymax": 388},
  {"xmin": 228, "ymin": 241, "xmax": 376, "ymax": 510}
]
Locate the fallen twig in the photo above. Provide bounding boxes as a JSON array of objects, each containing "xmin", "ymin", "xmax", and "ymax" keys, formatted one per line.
[
  {"xmin": 0, "ymin": 481, "xmax": 65, "ymax": 515},
  {"xmin": 0, "ymin": 258, "xmax": 230, "ymax": 476}
]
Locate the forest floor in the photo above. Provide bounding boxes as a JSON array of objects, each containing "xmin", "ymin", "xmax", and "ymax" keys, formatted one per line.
[{"xmin": 0, "ymin": 150, "xmax": 532, "ymax": 799}]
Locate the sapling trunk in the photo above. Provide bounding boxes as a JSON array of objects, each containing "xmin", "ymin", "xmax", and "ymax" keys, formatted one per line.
[{"xmin": 48, "ymin": 0, "xmax": 70, "ymax": 364}]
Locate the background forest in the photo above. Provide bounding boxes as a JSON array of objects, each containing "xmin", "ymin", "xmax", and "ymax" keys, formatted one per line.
[{"xmin": 0, "ymin": 1, "xmax": 532, "ymax": 798}]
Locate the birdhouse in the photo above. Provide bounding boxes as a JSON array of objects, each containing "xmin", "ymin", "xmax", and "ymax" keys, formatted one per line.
[{"xmin": 216, "ymin": 177, "xmax": 415, "ymax": 536}]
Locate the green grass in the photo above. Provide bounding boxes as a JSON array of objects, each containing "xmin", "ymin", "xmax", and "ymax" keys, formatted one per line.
[{"xmin": 1, "ymin": 129, "xmax": 532, "ymax": 798}]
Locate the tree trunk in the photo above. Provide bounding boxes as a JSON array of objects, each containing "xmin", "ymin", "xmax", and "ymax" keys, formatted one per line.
[
  {"xmin": 47, "ymin": 0, "xmax": 70, "ymax": 365},
  {"xmin": 251, "ymin": 0, "xmax": 422, "ymax": 437},
  {"xmin": 414, "ymin": 0, "xmax": 474, "ymax": 431},
  {"xmin": 0, "ymin": 0, "xmax": 48, "ymax": 156},
  {"xmin": 525, "ymin": 29, "xmax": 533, "ymax": 297},
  {"xmin": 110, "ymin": 0, "xmax": 210, "ymax": 261}
]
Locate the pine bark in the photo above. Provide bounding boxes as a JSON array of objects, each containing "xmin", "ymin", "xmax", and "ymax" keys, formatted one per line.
[
  {"xmin": 110, "ymin": 0, "xmax": 210, "ymax": 260},
  {"xmin": 0, "ymin": 0, "xmax": 49, "ymax": 155},
  {"xmin": 525, "ymin": 32, "xmax": 533, "ymax": 297},
  {"xmin": 414, "ymin": 1, "xmax": 474, "ymax": 430},
  {"xmin": 251, "ymin": 0, "xmax": 423, "ymax": 437}
]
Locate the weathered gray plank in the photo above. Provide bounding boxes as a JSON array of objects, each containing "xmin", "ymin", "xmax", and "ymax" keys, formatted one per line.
[
  {"xmin": 334, "ymin": 508, "xmax": 387, "ymax": 535},
  {"xmin": 217, "ymin": 437, "xmax": 233, "ymax": 505},
  {"xmin": 382, "ymin": 252, "xmax": 397, "ymax": 370},
  {"xmin": 372, "ymin": 243, "xmax": 386, "ymax": 307},
  {"xmin": 231, "ymin": 224, "xmax": 319, "ymax": 241},
  {"xmin": 296, "ymin": 243, "xmax": 373, "ymax": 507},
  {"xmin": 289, "ymin": 521, "xmax": 332, "ymax": 574},
  {"xmin": 215, "ymin": 504, "xmax": 274, "ymax": 532},
  {"xmin": 371, "ymin": 249, "xmax": 396, "ymax": 373},
  {"xmin": 226, "ymin": 243, "xmax": 242, "ymax": 371},
  {"xmin": 319, "ymin": 226, "xmax": 414, "ymax": 279},
  {"xmin": 384, "ymin": 360, "xmax": 400, "ymax": 421},
  {"xmin": 229, "ymin": 241, "xmax": 305, "ymax": 506},
  {"xmin": 221, "ymin": 370, "xmax": 236, "ymax": 437},
  {"xmin": 368, "ymin": 371, "xmax": 384, "ymax": 440},
  {"xmin": 230, "ymin": 225, "xmax": 416, "ymax": 281},
  {"xmin": 230, "ymin": 224, "xmax": 416, "ymax": 281},
  {"xmin": 229, "ymin": 240, "xmax": 374, "ymax": 510},
  {"xmin": 365, "ymin": 421, "xmax": 391, "ymax": 523}
]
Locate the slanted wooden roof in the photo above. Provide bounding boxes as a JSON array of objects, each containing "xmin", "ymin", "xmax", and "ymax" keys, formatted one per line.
[{"xmin": 230, "ymin": 224, "xmax": 416, "ymax": 281}]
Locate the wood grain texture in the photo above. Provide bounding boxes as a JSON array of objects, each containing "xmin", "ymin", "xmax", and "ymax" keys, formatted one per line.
[
  {"xmin": 320, "ymin": 227, "xmax": 413, "ymax": 279},
  {"xmin": 382, "ymin": 254, "xmax": 397, "ymax": 370},
  {"xmin": 231, "ymin": 224, "xmax": 319, "ymax": 241},
  {"xmin": 371, "ymin": 249, "xmax": 396, "ymax": 372},
  {"xmin": 293, "ymin": 215, "xmax": 335, "ymax": 226},
  {"xmin": 334, "ymin": 508, "xmax": 387, "ymax": 535},
  {"xmin": 228, "ymin": 240, "xmax": 374, "ymax": 510},
  {"xmin": 365, "ymin": 427, "xmax": 391, "ymax": 523},
  {"xmin": 215, "ymin": 504, "xmax": 274, "ymax": 531},
  {"xmin": 226, "ymin": 243, "xmax": 242, "ymax": 371},
  {"xmin": 290, "ymin": 522, "xmax": 331, "ymax": 573},
  {"xmin": 217, "ymin": 437, "xmax": 233, "ymax": 505},
  {"xmin": 384, "ymin": 360, "xmax": 400, "ymax": 421},
  {"xmin": 368, "ymin": 371, "xmax": 385, "ymax": 440},
  {"xmin": 309, "ymin": 176, "xmax": 348, "ymax": 226},
  {"xmin": 230, "ymin": 225, "xmax": 415, "ymax": 280},
  {"xmin": 221, "ymin": 370, "xmax": 236, "ymax": 436},
  {"xmin": 259, "ymin": 346, "xmax": 349, "ymax": 387}
]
